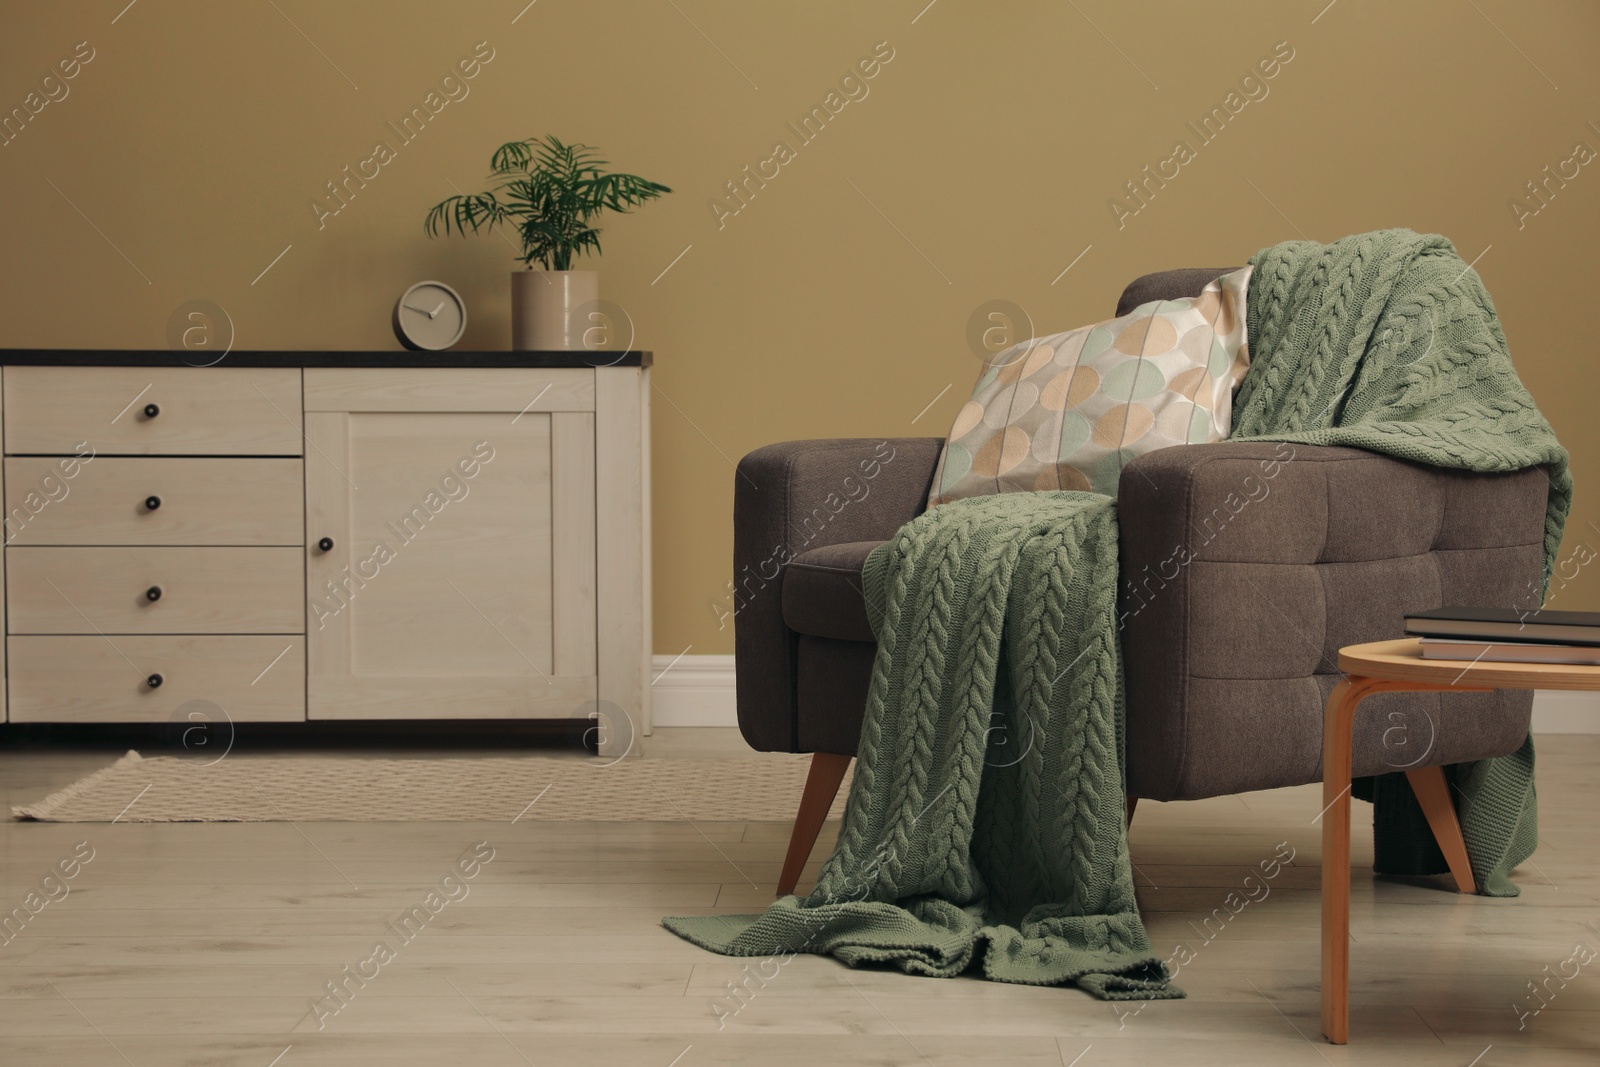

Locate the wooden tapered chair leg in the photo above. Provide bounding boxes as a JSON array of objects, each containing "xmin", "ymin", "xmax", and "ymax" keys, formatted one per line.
[
  {"xmin": 1404, "ymin": 766, "xmax": 1476, "ymax": 894},
  {"xmin": 776, "ymin": 752, "xmax": 853, "ymax": 897}
]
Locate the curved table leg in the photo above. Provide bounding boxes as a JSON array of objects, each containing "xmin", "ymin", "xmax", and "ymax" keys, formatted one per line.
[
  {"xmin": 1320, "ymin": 675, "xmax": 1496, "ymax": 1043},
  {"xmin": 1320, "ymin": 676, "xmax": 1368, "ymax": 1046}
]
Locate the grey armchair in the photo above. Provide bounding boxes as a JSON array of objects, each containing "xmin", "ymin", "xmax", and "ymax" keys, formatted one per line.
[{"xmin": 736, "ymin": 269, "xmax": 1552, "ymax": 896}]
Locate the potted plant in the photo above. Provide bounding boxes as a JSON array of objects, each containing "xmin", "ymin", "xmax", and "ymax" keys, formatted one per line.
[{"xmin": 425, "ymin": 135, "xmax": 670, "ymax": 350}]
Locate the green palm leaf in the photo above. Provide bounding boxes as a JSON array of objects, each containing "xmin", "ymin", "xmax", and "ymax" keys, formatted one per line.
[{"xmin": 424, "ymin": 135, "xmax": 670, "ymax": 270}]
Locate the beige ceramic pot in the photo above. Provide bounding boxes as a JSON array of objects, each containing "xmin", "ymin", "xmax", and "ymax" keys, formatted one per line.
[{"xmin": 510, "ymin": 269, "xmax": 599, "ymax": 350}]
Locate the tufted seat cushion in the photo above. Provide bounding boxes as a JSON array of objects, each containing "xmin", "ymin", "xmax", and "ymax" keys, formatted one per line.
[
  {"xmin": 1117, "ymin": 441, "xmax": 1548, "ymax": 800},
  {"xmin": 782, "ymin": 541, "xmax": 883, "ymax": 643}
]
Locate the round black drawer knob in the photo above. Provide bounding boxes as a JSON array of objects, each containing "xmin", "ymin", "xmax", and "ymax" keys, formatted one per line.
[
  {"xmin": 146, "ymin": 673, "xmax": 164, "ymax": 689},
  {"xmin": 318, "ymin": 537, "xmax": 334, "ymax": 552},
  {"xmin": 143, "ymin": 403, "xmax": 160, "ymax": 419},
  {"xmin": 146, "ymin": 586, "xmax": 162, "ymax": 602},
  {"xmin": 145, "ymin": 496, "xmax": 162, "ymax": 511}
]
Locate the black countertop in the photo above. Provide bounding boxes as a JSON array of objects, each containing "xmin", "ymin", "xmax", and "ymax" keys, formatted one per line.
[{"xmin": 0, "ymin": 350, "xmax": 652, "ymax": 368}]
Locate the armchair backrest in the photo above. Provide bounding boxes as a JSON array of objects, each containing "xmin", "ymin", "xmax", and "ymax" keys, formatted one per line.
[{"xmin": 1115, "ymin": 268, "xmax": 1240, "ymax": 317}]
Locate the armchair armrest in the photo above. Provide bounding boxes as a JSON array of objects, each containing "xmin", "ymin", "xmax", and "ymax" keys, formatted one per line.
[
  {"xmin": 1116, "ymin": 441, "xmax": 1550, "ymax": 800},
  {"xmin": 733, "ymin": 438, "xmax": 944, "ymax": 751}
]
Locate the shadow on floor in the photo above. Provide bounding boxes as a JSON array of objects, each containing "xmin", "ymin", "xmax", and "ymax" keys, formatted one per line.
[{"xmin": 0, "ymin": 718, "xmax": 598, "ymax": 758}]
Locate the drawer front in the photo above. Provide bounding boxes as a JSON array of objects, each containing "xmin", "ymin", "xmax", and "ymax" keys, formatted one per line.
[
  {"xmin": 7, "ymin": 635, "xmax": 305, "ymax": 722},
  {"xmin": 4, "ymin": 457, "xmax": 304, "ymax": 546},
  {"xmin": 3, "ymin": 366, "xmax": 303, "ymax": 456},
  {"xmin": 8, "ymin": 547, "xmax": 304, "ymax": 634}
]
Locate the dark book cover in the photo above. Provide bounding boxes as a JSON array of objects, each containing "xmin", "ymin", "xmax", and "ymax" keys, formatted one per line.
[{"xmin": 1404, "ymin": 606, "xmax": 1600, "ymax": 647}]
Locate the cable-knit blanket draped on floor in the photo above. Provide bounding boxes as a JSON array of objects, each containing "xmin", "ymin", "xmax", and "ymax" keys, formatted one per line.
[{"xmin": 662, "ymin": 229, "xmax": 1570, "ymax": 998}]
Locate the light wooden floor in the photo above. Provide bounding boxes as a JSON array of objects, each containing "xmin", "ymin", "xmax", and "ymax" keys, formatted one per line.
[{"xmin": 1, "ymin": 727, "xmax": 1597, "ymax": 1066}]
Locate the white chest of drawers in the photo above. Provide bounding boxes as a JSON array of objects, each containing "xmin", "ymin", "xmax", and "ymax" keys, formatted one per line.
[{"xmin": 0, "ymin": 353, "xmax": 652, "ymax": 757}]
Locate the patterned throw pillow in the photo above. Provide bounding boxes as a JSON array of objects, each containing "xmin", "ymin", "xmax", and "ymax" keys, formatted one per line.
[{"xmin": 928, "ymin": 267, "xmax": 1252, "ymax": 505}]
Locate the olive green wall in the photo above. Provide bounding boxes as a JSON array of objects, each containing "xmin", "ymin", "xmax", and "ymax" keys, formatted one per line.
[{"xmin": 3, "ymin": 1, "xmax": 1597, "ymax": 653}]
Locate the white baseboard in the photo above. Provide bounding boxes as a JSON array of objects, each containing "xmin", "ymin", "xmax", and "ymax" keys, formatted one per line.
[
  {"xmin": 1531, "ymin": 689, "xmax": 1600, "ymax": 734},
  {"xmin": 650, "ymin": 654, "xmax": 737, "ymax": 727},
  {"xmin": 650, "ymin": 654, "xmax": 1600, "ymax": 735}
]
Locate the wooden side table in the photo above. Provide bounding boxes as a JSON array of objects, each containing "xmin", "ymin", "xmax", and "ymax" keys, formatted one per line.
[{"xmin": 1321, "ymin": 638, "xmax": 1600, "ymax": 1044}]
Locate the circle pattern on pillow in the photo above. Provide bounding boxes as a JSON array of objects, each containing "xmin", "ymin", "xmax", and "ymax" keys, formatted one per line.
[{"xmin": 928, "ymin": 266, "xmax": 1254, "ymax": 506}]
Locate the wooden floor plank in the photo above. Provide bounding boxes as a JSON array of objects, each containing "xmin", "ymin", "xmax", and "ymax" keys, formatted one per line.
[{"xmin": 0, "ymin": 728, "xmax": 1595, "ymax": 1062}]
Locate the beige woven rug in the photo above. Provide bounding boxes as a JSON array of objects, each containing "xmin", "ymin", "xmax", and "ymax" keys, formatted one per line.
[{"xmin": 13, "ymin": 750, "xmax": 854, "ymax": 823}]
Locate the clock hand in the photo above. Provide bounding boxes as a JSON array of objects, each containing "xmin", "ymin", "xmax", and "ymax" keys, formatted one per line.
[
  {"xmin": 429, "ymin": 300, "xmax": 446, "ymax": 318},
  {"xmin": 402, "ymin": 303, "xmax": 435, "ymax": 318}
]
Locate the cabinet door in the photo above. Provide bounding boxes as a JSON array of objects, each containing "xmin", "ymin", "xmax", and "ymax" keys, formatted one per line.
[{"xmin": 303, "ymin": 369, "xmax": 597, "ymax": 720}]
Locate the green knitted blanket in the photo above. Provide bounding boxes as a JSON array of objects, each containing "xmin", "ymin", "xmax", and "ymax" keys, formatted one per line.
[
  {"xmin": 1235, "ymin": 229, "xmax": 1570, "ymax": 896},
  {"xmin": 663, "ymin": 229, "xmax": 1569, "ymax": 999},
  {"xmin": 665, "ymin": 489, "xmax": 1175, "ymax": 1000}
]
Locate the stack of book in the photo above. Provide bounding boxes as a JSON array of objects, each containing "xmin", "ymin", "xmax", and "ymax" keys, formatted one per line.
[{"xmin": 1404, "ymin": 607, "xmax": 1600, "ymax": 664}]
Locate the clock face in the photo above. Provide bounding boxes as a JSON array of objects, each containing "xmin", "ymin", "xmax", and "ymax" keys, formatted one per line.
[{"xmin": 393, "ymin": 281, "xmax": 467, "ymax": 351}]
